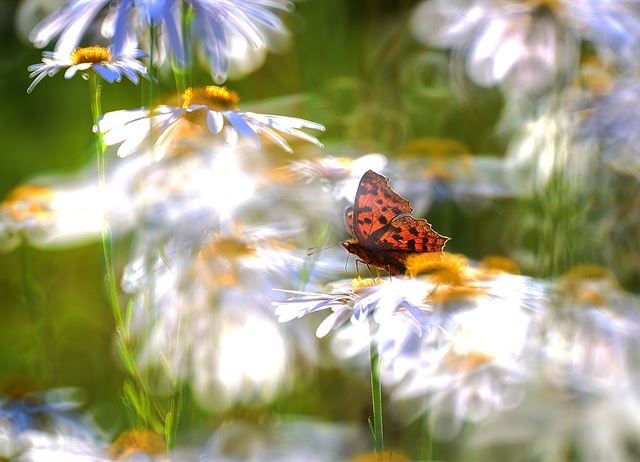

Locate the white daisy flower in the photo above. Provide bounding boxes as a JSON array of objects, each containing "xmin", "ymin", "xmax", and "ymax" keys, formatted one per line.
[
  {"xmin": 274, "ymin": 276, "xmax": 435, "ymax": 364},
  {"xmin": 0, "ymin": 157, "xmax": 144, "ymax": 252},
  {"xmin": 579, "ymin": 78, "xmax": 640, "ymax": 180},
  {"xmin": 199, "ymin": 419, "xmax": 368, "ymax": 462},
  {"xmin": 468, "ymin": 382, "xmax": 640, "ymax": 462},
  {"xmin": 122, "ymin": 226, "xmax": 315, "ymax": 412},
  {"xmin": 410, "ymin": 0, "xmax": 640, "ymax": 99},
  {"xmin": 95, "ymin": 85, "xmax": 325, "ymax": 158},
  {"xmin": 27, "ymin": 45, "xmax": 149, "ymax": 93},
  {"xmin": 27, "ymin": 0, "xmax": 294, "ymax": 84}
]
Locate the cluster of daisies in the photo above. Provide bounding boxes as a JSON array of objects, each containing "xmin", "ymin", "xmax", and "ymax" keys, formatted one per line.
[{"xmin": 0, "ymin": 0, "xmax": 639, "ymax": 460}]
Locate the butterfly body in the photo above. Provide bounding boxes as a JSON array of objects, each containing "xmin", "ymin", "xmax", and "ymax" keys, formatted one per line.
[
  {"xmin": 342, "ymin": 239, "xmax": 410, "ymax": 275},
  {"xmin": 343, "ymin": 170, "xmax": 449, "ymax": 275}
]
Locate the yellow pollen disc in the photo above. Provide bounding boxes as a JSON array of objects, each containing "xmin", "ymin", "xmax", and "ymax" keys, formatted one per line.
[
  {"xmin": 556, "ymin": 264, "xmax": 619, "ymax": 308},
  {"xmin": 405, "ymin": 252, "xmax": 467, "ymax": 285},
  {"xmin": 562, "ymin": 264, "xmax": 615, "ymax": 281},
  {"xmin": 351, "ymin": 277, "xmax": 382, "ymax": 291},
  {"xmin": 71, "ymin": 46, "xmax": 111, "ymax": 65},
  {"xmin": 400, "ymin": 137, "xmax": 471, "ymax": 158},
  {"xmin": 431, "ymin": 284, "xmax": 484, "ymax": 303},
  {"xmin": 199, "ymin": 235, "xmax": 255, "ymax": 261},
  {"xmin": 442, "ymin": 349, "xmax": 494, "ymax": 371},
  {"xmin": 480, "ymin": 255, "xmax": 521, "ymax": 275},
  {"xmin": 109, "ymin": 430, "xmax": 166, "ymax": 459},
  {"xmin": 182, "ymin": 86, "xmax": 240, "ymax": 110},
  {"xmin": 2, "ymin": 185, "xmax": 53, "ymax": 221},
  {"xmin": 350, "ymin": 449, "xmax": 412, "ymax": 462},
  {"xmin": 521, "ymin": 0, "xmax": 561, "ymax": 11}
]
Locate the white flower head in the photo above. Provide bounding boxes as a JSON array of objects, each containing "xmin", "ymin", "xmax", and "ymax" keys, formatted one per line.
[
  {"xmin": 27, "ymin": 0, "xmax": 296, "ymax": 84},
  {"xmin": 410, "ymin": 0, "xmax": 640, "ymax": 102},
  {"xmin": 27, "ymin": 45, "xmax": 149, "ymax": 93},
  {"xmin": 0, "ymin": 157, "xmax": 145, "ymax": 252},
  {"xmin": 96, "ymin": 85, "xmax": 324, "ymax": 158},
  {"xmin": 122, "ymin": 226, "xmax": 314, "ymax": 411},
  {"xmin": 274, "ymin": 276, "xmax": 435, "ymax": 363}
]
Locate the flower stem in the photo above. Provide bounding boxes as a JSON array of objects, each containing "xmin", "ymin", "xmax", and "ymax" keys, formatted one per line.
[
  {"xmin": 89, "ymin": 73, "xmax": 124, "ymax": 329},
  {"xmin": 89, "ymin": 73, "xmax": 163, "ymax": 434},
  {"xmin": 369, "ymin": 320, "xmax": 384, "ymax": 452}
]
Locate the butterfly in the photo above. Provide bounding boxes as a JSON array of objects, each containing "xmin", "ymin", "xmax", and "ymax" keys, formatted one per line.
[{"xmin": 342, "ymin": 170, "xmax": 449, "ymax": 275}]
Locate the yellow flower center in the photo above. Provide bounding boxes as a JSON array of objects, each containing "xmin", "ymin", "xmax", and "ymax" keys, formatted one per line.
[
  {"xmin": 556, "ymin": 264, "xmax": 619, "ymax": 307},
  {"xmin": 562, "ymin": 264, "xmax": 614, "ymax": 281},
  {"xmin": 480, "ymin": 255, "xmax": 521, "ymax": 275},
  {"xmin": 182, "ymin": 86, "xmax": 240, "ymax": 110},
  {"xmin": 400, "ymin": 137, "xmax": 471, "ymax": 157},
  {"xmin": 71, "ymin": 46, "xmax": 111, "ymax": 65},
  {"xmin": 199, "ymin": 235, "xmax": 255, "ymax": 260},
  {"xmin": 195, "ymin": 234, "xmax": 257, "ymax": 287},
  {"xmin": 350, "ymin": 449, "xmax": 412, "ymax": 462},
  {"xmin": 442, "ymin": 349, "xmax": 495, "ymax": 371},
  {"xmin": 521, "ymin": 0, "xmax": 561, "ymax": 11},
  {"xmin": 406, "ymin": 253, "xmax": 488, "ymax": 302},
  {"xmin": 351, "ymin": 277, "xmax": 383, "ymax": 291},
  {"xmin": 2, "ymin": 185, "xmax": 53, "ymax": 221},
  {"xmin": 405, "ymin": 252, "xmax": 467, "ymax": 285},
  {"xmin": 109, "ymin": 430, "xmax": 166, "ymax": 460}
]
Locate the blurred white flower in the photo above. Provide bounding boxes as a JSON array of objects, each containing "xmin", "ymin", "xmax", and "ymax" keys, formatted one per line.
[
  {"xmin": 468, "ymin": 382, "xmax": 640, "ymax": 462},
  {"xmin": 285, "ymin": 153, "xmax": 388, "ymax": 201},
  {"xmin": 393, "ymin": 139, "xmax": 520, "ymax": 212},
  {"xmin": 466, "ymin": 264, "xmax": 640, "ymax": 459},
  {"xmin": 411, "ymin": 0, "xmax": 640, "ymax": 100},
  {"xmin": 0, "ymin": 381, "xmax": 100, "ymax": 460},
  {"xmin": 130, "ymin": 143, "xmax": 261, "ymax": 238},
  {"xmin": 532, "ymin": 265, "xmax": 640, "ymax": 393},
  {"xmin": 187, "ymin": 0, "xmax": 292, "ymax": 83},
  {"xmin": 579, "ymin": 78, "xmax": 640, "ymax": 180},
  {"xmin": 199, "ymin": 419, "xmax": 367, "ymax": 462},
  {"xmin": 96, "ymin": 86, "xmax": 324, "ymax": 158},
  {"xmin": 27, "ymin": 45, "xmax": 148, "ymax": 93},
  {"xmin": 18, "ymin": 429, "xmax": 171, "ymax": 462},
  {"xmin": 25, "ymin": 0, "xmax": 294, "ymax": 83},
  {"xmin": 0, "ymin": 157, "xmax": 144, "ymax": 252},
  {"xmin": 505, "ymin": 100, "xmax": 597, "ymax": 192},
  {"xmin": 123, "ymin": 226, "xmax": 315, "ymax": 411},
  {"xmin": 274, "ymin": 277, "xmax": 433, "ymax": 358},
  {"xmin": 16, "ymin": 432, "xmax": 110, "ymax": 462},
  {"xmin": 384, "ymin": 261, "xmax": 544, "ymax": 439}
]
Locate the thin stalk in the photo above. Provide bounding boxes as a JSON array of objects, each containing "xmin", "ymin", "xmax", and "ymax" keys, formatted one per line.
[
  {"xmin": 89, "ymin": 73, "xmax": 164, "ymax": 430},
  {"xmin": 171, "ymin": 1, "xmax": 194, "ymax": 93},
  {"xmin": 147, "ymin": 26, "xmax": 158, "ymax": 108},
  {"xmin": 369, "ymin": 319, "xmax": 384, "ymax": 452},
  {"xmin": 89, "ymin": 73, "xmax": 124, "ymax": 329}
]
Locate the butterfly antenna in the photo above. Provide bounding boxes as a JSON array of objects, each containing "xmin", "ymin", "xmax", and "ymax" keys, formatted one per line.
[{"xmin": 307, "ymin": 241, "xmax": 340, "ymax": 256}]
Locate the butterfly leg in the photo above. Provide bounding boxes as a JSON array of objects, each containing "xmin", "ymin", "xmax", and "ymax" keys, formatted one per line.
[
  {"xmin": 365, "ymin": 263, "xmax": 375, "ymax": 279},
  {"xmin": 344, "ymin": 252, "xmax": 350, "ymax": 275},
  {"xmin": 354, "ymin": 259, "xmax": 366, "ymax": 279}
]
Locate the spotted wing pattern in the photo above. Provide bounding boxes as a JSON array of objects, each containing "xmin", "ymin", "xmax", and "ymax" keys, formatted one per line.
[
  {"xmin": 377, "ymin": 215, "xmax": 448, "ymax": 252},
  {"xmin": 351, "ymin": 170, "xmax": 412, "ymax": 243}
]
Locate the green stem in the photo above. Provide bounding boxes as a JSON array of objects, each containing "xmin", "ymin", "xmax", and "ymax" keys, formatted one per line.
[
  {"xmin": 182, "ymin": 2, "xmax": 193, "ymax": 88},
  {"xmin": 89, "ymin": 73, "xmax": 124, "ymax": 330},
  {"xmin": 369, "ymin": 319, "xmax": 384, "ymax": 452},
  {"xmin": 89, "ymin": 73, "xmax": 162, "ymax": 431}
]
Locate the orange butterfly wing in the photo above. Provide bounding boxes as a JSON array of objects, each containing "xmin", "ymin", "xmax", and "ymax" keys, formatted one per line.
[
  {"xmin": 377, "ymin": 215, "xmax": 449, "ymax": 252},
  {"xmin": 351, "ymin": 170, "xmax": 412, "ymax": 243}
]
